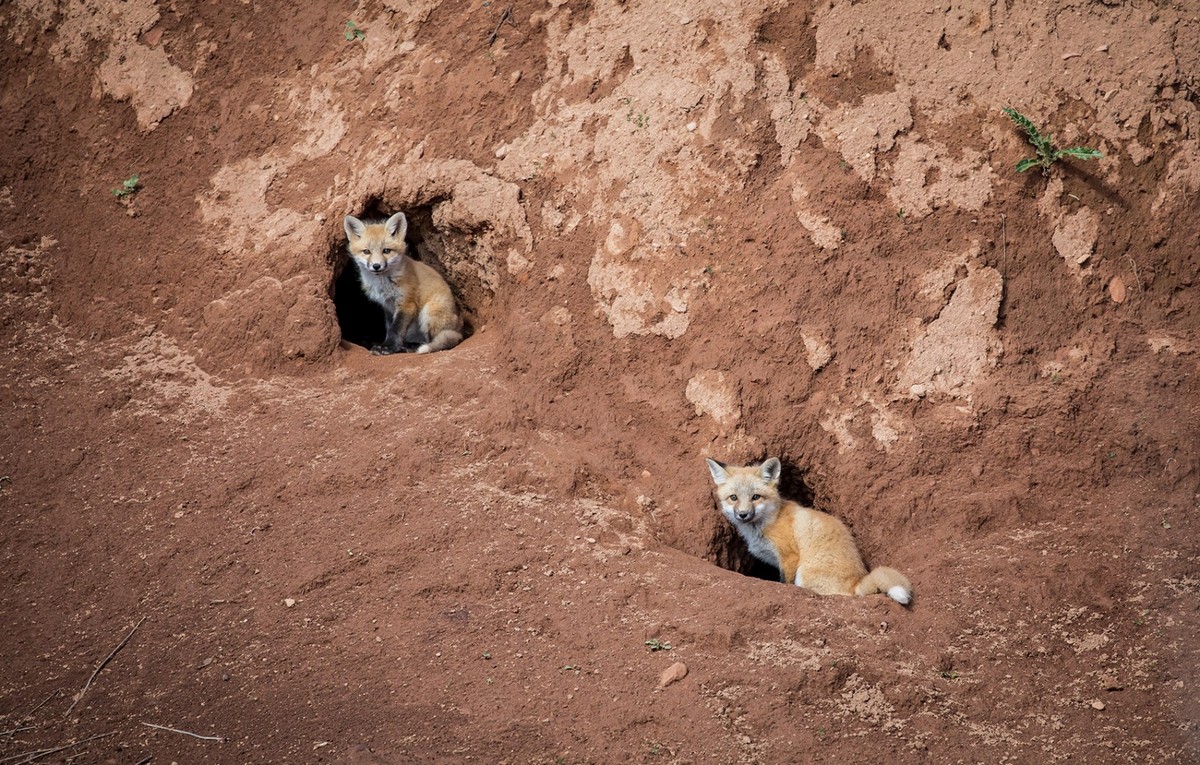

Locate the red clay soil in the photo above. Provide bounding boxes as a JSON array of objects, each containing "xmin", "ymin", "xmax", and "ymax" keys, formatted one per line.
[{"xmin": 2, "ymin": 1, "xmax": 1198, "ymax": 763}]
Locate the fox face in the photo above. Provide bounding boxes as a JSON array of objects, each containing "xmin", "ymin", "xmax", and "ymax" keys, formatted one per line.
[
  {"xmin": 706, "ymin": 458, "xmax": 783, "ymax": 526},
  {"xmin": 344, "ymin": 212, "xmax": 409, "ymax": 276}
]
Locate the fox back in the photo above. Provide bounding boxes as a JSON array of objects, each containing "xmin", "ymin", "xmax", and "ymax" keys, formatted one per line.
[{"xmin": 707, "ymin": 457, "xmax": 912, "ymax": 604}]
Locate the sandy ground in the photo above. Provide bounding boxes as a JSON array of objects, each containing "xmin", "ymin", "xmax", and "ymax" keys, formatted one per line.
[{"xmin": 2, "ymin": 1, "xmax": 1198, "ymax": 763}]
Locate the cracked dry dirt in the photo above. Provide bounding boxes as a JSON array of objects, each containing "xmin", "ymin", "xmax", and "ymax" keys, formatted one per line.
[{"xmin": 2, "ymin": 1, "xmax": 1199, "ymax": 763}]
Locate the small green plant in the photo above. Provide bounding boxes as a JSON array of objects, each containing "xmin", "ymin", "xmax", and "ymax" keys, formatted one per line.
[
  {"xmin": 112, "ymin": 174, "xmax": 140, "ymax": 198},
  {"xmin": 939, "ymin": 669, "xmax": 959, "ymax": 679},
  {"xmin": 344, "ymin": 20, "xmax": 365, "ymax": 41},
  {"xmin": 644, "ymin": 638, "xmax": 672, "ymax": 652},
  {"xmin": 1003, "ymin": 107, "xmax": 1102, "ymax": 175}
]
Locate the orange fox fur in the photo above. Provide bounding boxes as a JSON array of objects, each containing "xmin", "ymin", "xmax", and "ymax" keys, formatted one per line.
[
  {"xmin": 706, "ymin": 458, "xmax": 912, "ymax": 604},
  {"xmin": 344, "ymin": 212, "xmax": 463, "ymax": 355}
]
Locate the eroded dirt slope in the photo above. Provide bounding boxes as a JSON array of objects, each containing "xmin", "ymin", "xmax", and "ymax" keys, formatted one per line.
[{"xmin": 2, "ymin": 1, "xmax": 1198, "ymax": 763}]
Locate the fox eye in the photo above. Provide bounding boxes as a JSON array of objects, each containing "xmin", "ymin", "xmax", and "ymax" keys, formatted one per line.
[
  {"xmin": 361, "ymin": 249, "xmax": 370, "ymax": 255},
  {"xmin": 382, "ymin": 248, "xmax": 392, "ymax": 254},
  {"xmin": 727, "ymin": 494, "xmax": 738, "ymax": 503},
  {"xmin": 751, "ymin": 494, "xmax": 762, "ymax": 501}
]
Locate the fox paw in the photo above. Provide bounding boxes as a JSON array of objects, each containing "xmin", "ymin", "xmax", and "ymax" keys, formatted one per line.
[{"xmin": 369, "ymin": 344, "xmax": 406, "ymax": 356}]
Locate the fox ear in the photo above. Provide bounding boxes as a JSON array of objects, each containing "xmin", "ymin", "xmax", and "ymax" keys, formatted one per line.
[
  {"xmin": 384, "ymin": 212, "xmax": 408, "ymax": 239},
  {"xmin": 344, "ymin": 215, "xmax": 366, "ymax": 240},
  {"xmin": 760, "ymin": 458, "xmax": 782, "ymax": 485},
  {"xmin": 705, "ymin": 458, "xmax": 730, "ymax": 485}
]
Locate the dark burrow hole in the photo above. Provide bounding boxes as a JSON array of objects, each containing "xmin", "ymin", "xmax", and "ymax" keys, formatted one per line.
[
  {"xmin": 330, "ymin": 197, "xmax": 471, "ymax": 350},
  {"xmin": 706, "ymin": 458, "xmax": 816, "ymax": 584},
  {"xmin": 333, "ymin": 262, "xmax": 387, "ymax": 349}
]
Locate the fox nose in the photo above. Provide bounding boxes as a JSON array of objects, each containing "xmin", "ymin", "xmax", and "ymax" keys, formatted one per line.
[
  {"xmin": 736, "ymin": 510, "xmax": 753, "ymax": 521},
  {"xmin": 370, "ymin": 262, "xmax": 383, "ymax": 272}
]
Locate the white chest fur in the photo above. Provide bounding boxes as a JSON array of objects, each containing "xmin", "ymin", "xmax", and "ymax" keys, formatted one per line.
[
  {"xmin": 357, "ymin": 267, "xmax": 403, "ymax": 312},
  {"xmin": 732, "ymin": 520, "xmax": 780, "ymax": 568}
]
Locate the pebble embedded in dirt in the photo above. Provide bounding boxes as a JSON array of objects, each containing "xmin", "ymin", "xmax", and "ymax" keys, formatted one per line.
[
  {"xmin": 658, "ymin": 661, "xmax": 688, "ymax": 689},
  {"xmin": 1108, "ymin": 276, "xmax": 1127, "ymax": 303},
  {"xmin": 1091, "ymin": 700, "xmax": 1106, "ymax": 710}
]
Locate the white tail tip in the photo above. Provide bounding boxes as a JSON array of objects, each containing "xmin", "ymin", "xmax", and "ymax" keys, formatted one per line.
[{"xmin": 887, "ymin": 586, "xmax": 912, "ymax": 605}]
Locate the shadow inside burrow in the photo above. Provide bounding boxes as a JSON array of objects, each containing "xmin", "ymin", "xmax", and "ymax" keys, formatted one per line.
[{"xmin": 706, "ymin": 456, "xmax": 816, "ymax": 584}]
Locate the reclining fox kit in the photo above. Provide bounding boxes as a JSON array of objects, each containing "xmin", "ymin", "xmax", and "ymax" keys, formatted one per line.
[
  {"xmin": 706, "ymin": 458, "xmax": 912, "ymax": 604},
  {"xmin": 344, "ymin": 212, "xmax": 463, "ymax": 355}
]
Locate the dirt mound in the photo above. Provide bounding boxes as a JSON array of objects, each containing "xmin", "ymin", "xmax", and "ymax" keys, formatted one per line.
[{"xmin": 2, "ymin": 1, "xmax": 1197, "ymax": 762}]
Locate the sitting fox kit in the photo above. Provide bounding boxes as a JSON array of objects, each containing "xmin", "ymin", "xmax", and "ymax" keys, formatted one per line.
[
  {"xmin": 344, "ymin": 212, "xmax": 463, "ymax": 355},
  {"xmin": 706, "ymin": 458, "xmax": 912, "ymax": 604}
]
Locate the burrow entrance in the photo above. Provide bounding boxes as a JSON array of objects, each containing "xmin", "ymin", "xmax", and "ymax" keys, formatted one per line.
[
  {"xmin": 704, "ymin": 459, "xmax": 816, "ymax": 584},
  {"xmin": 329, "ymin": 197, "xmax": 478, "ymax": 350}
]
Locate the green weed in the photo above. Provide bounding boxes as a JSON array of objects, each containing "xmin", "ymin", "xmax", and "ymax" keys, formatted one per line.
[
  {"xmin": 644, "ymin": 638, "xmax": 672, "ymax": 652},
  {"xmin": 345, "ymin": 21, "xmax": 365, "ymax": 41},
  {"xmin": 112, "ymin": 174, "xmax": 140, "ymax": 199},
  {"xmin": 1003, "ymin": 107, "xmax": 1101, "ymax": 175},
  {"xmin": 626, "ymin": 109, "xmax": 649, "ymax": 129}
]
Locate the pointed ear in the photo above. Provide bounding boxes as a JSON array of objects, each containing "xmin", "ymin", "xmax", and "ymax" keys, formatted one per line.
[
  {"xmin": 760, "ymin": 458, "xmax": 782, "ymax": 485},
  {"xmin": 384, "ymin": 212, "xmax": 408, "ymax": 239},
  {"xmin": 344, "ymin": 215, "xmax": 365, "ymax": 240},
  {"xmin": 705, "ymin": 458, "xmax": 730, "ymax": 485}
]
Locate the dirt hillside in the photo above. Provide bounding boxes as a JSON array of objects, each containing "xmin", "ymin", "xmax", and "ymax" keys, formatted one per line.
[{"xmin": 2, "ymin": 1, "xmax": 1198, "ymax": 763}]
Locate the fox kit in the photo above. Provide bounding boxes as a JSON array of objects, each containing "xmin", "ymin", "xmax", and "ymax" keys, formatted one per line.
[
  {"xmin": 344, "ymin": 212, "xmax": 463, "ymax": 355},
  {"xmin": 706, "ymin": 458, "xmax": 912, "ymax": 604}
]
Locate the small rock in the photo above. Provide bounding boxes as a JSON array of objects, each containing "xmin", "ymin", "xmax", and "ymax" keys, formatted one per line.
[
  {"xmin": 1108, "ymin": 276, "xmax": 1127, "ymax": 304},
  {"xmin": 1091, "ymin": 699, "xmax": 1106, "ymax": 710},
  {"xmin": 284, "ymin": 598, "xmax": 296, "ymax": 608},
  {"xmin": 658, "ymin": 661, "xmax": 688, "ymax": 688},
  {"xmin": 510, "ymin": 70, "xmax": 522, "ymax": 85},
  {"xmin": 910, "ymin": 383, "xmax": 926, "ymax": 398},
  {"xmin": 686, "ymin": 121, "xmax": 697, "ymax": 132},
  {"xmin": 1100, "ymin": 674, "xmax": 1124, "ymax": 691},
  {"xmin": 198, "ymin": 657, "xmax": 213, "ymax": 668},
  {"xmin": 495, "ymin": 145, "xmax": 509, "ymax": 159}
]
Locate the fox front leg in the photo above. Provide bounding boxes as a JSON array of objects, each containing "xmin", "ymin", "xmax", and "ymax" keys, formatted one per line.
[{"xmin": 372, "ymin": 311, "xmax": 414, "ymax": 355}]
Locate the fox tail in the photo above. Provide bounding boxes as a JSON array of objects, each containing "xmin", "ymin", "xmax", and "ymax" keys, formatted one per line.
[
  {"xmin": 417, "ymin": 328, "xmax": 463, "ymax": 354},
  {"xmin": 855, "ymin": 566, "xmax": 912, "ymax": 605}
]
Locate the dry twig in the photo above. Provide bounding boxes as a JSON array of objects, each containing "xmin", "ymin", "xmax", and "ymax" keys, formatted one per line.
[
  {"xmin": 20, "ymin": 690, "xmax": 60, "ymax": 724},
  {"xmin": 0, "ymin": 731, "xmax": 115, "ymax": 765},
  {"xmin": 486, "ymin": 6, "xmax": 514, "ymax": 46},
  {"xmin": 64, "ymin": 617, "xmax": 146, "ymax": 717},
  {"xmin": 141, "ymin": 722, "xmax": 225, "ymax": 743},
  {"xmin": 1125, "ymin": 254, "xmax": 1143, "ymax": 291}
]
